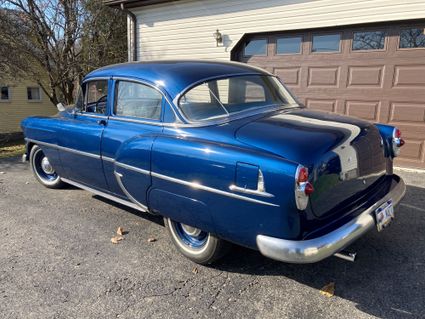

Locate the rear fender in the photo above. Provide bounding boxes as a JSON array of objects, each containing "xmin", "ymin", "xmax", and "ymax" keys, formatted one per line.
[{"xmin": 150, "ymin": 135, "xmax": 300, "ymax": 248}]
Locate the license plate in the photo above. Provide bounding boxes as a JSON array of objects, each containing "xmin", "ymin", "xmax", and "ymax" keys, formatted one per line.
[{"xmin": 375, "ymin": 199, "xmax": 394, "ymax": 232}]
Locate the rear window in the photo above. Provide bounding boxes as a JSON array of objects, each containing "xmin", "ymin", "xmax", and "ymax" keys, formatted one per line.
[{"xmin": 178, "ymin": 75, "xmax": 295, "ymax": 122}]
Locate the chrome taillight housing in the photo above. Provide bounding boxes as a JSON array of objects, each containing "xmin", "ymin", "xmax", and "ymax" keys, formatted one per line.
[
  {"xmin": 295, "ymin": 165, "xmax": 314, "ymax": 210},
  {"xmin": 392, "ymin": 127, "xmax": 405, "ymax": 157}
]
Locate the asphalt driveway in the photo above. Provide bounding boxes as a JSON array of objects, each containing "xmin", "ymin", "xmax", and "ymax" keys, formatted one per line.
[{"xmin": 0, "ymin": 157, "xmax": 424, "ymax": 319}]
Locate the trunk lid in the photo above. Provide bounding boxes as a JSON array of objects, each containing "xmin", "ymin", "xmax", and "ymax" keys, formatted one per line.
[{"xmin": 235, "ymin": 108, "xmax": 386, "ymax": 218}]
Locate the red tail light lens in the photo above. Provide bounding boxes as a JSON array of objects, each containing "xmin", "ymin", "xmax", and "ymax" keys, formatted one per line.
[
  {"xmin": 297, "ymin": 167, "xmax": 309, "ymax": 183},
  {"xmin": 304, "ymin": 182, "xmax": 314, "ymax": 195},
  {"xmin": 394, "ymin": 128, "xmax": 401, "ymax": 139}
]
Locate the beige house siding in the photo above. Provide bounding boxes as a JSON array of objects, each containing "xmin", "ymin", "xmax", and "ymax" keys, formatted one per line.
[
  {"xmin": 132, "ymin": 0, "xmax": 425, "ymax": 61},
  {"xmin": 0, "ymin": 80, "xmax": 55, "ymax": 133}
]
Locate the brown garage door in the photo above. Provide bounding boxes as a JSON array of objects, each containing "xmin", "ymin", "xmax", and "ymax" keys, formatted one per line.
[{"xmin": 233, "ymin": 21, "xmax": 425, "ymax": 169}]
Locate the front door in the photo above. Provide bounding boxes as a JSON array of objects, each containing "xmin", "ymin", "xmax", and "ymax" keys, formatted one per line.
[{"xmin": 58, "ymin": 79, "xmax": 110, "ymax": 190}]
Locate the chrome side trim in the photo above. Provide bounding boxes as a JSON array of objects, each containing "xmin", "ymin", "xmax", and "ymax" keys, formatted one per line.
[
  {"xmin": 114, "ymin": 161, "xmax": 150, "ymax": 175},
  {"xmin": 102, "ymin": 156, "xmax": 115, "ymax": 163},
  {"xmin": 114, "ymin": 172, "xmax": 149, "ymax": 211},
  {"xmin": 25, "ymin": 138, "xmax": 100, "ymax": 159},
  {"xmin": 229, "ymin": 185, "xmax": 274, "ymax": 198},
  {"xmin": 61, "ymin": 178, "xmax": 147, "ymax": 212},
  {"xmin": 151, "ymin": 172, "xmax": 279, "ymax": 207},
  {"xmin": 256, "ymin": 175, "xmax": 406, "ymax": 263},
  {"xmin": 28, "ymin": 137, "xmax": 277, "ymax": 207}
]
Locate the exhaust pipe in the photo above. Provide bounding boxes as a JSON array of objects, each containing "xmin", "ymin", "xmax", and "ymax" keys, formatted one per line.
[{"xmin": 334, "ymin": 250, "xmax": 357, "ymax": 262}]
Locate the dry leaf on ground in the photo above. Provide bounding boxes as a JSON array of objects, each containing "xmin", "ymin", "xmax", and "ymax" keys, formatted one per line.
[
  {"xmin": 192, "ymin": 267, "xmax": 198, "ymax": 274},
  {"xmin": 319, "ymin": 282, "xmax": 335, "ymax": 298},
  {"xmin": 111, "ymin": 236, "xmax": 124, "ymax": 244},
  {"xmin": 117, "ymin": 227, "xmax": 124, "ymax": 236},
  {"xmin": 147, "ymin": 237, "xmax": 157, "ymax": 243}
]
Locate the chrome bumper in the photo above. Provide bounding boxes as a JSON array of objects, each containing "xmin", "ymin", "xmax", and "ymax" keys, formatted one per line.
[{"xmin": 256, "ymin": 175, "xmax": 406, "ymax": 263}]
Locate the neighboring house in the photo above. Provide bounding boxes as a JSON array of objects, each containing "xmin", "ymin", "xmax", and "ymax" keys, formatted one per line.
[
  {"xmin": 0, "ymin": 79, "xmax": 55, "ymax": 135},
  {"xmin": 106, "ymin": 0, "xmax": 425, "ymax": 169}
]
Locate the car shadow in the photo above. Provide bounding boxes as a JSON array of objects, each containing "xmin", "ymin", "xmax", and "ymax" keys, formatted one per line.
[
  {"xmin": 92, "ymin": 195, "xmax": 165, "ymax": 227},
  {"xmin": 90, "ymin": 182, "xmax": 425, "ymax": 318},
  {"xmin": 211, "ymin": 185, "xmax": 425, "ymax": 318}
]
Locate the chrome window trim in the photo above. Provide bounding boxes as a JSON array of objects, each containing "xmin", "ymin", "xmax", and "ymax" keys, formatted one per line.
[
  {"xmin": 61, "ymin": 177, "xmax": 147, "ymax": 213},
  {"xmin": 25, "ymin": 138, "xmax": 100, "ymax": 159},
  {"xmin": 76, "ymin": 112, "xmax": 108, "ymax": 119}
]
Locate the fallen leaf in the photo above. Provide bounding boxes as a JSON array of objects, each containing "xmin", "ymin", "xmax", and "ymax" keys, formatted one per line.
[
  {"xmin": 192, "ymin": 267, "xmax": 198, "ymax": 274},
  {"xmin": 111, "ymin": 236, "xmax": 124, "ymax": 244},
  {"xmin": 117, "ymin": 227, "xmax": 124, "ymax": 236},
  {"xmin": 0, "ymin": 172, "xmax": 5, "ymax": 174},
  {"xmin": 25, "ymin": 181, "xmax": 30, "ymax": 184},
  {"xmin": 147, "ymin": 237, "xmax": 156, "ymax": 243},
  {"xmin": 320, "ymin": 282, "xmax": 335, "ymax": 298}
]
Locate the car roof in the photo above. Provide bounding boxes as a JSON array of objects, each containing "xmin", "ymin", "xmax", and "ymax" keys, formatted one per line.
[{"xmin": 84, "ymin": 60, "xmax": 270, "ymax": 99}]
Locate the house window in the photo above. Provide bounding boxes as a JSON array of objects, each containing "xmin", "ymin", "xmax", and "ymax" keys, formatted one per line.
[
  {"xmin": 276, "ymin": 36, "xmax": 302, "ymax": 54},
  {"xmin": 244, "ymin": 39, "xmax": 267, "ymax": 56},
  {"xmin": 312, "ymin": 34, "xmax": 341, "ymax": 52},
  {"xmin": 399, "ymin": 28, "xmax": 425, "ymax": 48},
  {"xmin": 27, "ymin": 87, "xmax": 41, "ymax": 101},
  {"xmin": 1, "ymin": 86, "xmax": 10, "ymax": 101},
  {"xmin": 352, "ymin": 31, "xmax": 386, "ymax": 50}
]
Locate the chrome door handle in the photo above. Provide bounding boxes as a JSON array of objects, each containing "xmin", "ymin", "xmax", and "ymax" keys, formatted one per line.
[{"xmin": 97, "ymin": 119, "xmax": 107, "ymax": 126}]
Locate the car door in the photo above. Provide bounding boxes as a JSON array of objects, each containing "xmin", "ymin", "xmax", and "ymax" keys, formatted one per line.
[
  {"xmin": 101, "ymin": 79, "xmax": 164, "ymax": 209},
  {"xmin": 57, "ymin": 79, "xmax": 110, "ymax": 190}
]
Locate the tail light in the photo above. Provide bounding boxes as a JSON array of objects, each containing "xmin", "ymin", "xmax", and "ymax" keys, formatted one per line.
[
  {"xmin": 392, "ymin": 127, "xmax": 405, "ymax": 157},
  {"xmin": 295, "ymin": 165, "xmax": 314, "ymax": 210}
]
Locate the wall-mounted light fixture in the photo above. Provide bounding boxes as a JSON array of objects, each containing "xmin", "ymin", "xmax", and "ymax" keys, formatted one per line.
[{"xmin": 213, "ymin": 29, "xmax": 223, "ymax": 47}]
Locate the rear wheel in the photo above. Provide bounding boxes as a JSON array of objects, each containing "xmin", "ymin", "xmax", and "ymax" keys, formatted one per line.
[
  {"xmin": 164, "ymin": 217, "xmax": 229, "ymax": 265},
  {"xmin": 30, "ymin": 145, "xmax": 65, "ymax": 189}
]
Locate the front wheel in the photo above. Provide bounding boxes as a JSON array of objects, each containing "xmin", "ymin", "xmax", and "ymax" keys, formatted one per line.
[
  {"xmin": 30, "ymin": 145, "xmax": 65, "ymax": 189},
  {"xmin": 164, "ymin": 218, "xmax": 229, "ymax": 265}
]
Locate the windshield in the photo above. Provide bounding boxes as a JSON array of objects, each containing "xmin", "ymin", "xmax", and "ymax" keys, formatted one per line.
[{"xmin": 178, "ymin": 75, "xmax": 297, "ymax": 122}]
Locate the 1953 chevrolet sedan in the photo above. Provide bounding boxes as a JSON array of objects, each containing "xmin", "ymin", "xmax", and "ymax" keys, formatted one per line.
[{"xmin": 21, "ymin": 61, "xmax": 406, "ymax": 265}]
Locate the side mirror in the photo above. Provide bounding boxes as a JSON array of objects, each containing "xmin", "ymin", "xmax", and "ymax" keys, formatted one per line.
[{"xmin": 56, "ymin": 103, "xmax": 66, "ymax": 112}]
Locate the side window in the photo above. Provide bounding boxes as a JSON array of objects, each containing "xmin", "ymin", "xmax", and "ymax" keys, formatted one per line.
[
  {"xmin": 115, "ymin": 81, "xmax": 162, "ymax": 120},
  {"xmin": 84, "ymin": 80, "xmax": 108, "ymax": 114},
  {"xmin": 245, "ymin": 81, "xmax": 266, "ymax": 102}
]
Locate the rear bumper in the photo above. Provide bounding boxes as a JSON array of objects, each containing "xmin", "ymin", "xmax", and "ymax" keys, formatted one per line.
[{"xmin": 256, "ymin": 175, "xmax": 406, "ymax": 263}]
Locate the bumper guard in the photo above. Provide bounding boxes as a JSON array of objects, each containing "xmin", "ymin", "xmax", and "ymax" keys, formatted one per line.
[{"xmin": 256, "ymin": 175, "xmax": 406, "ymax": 263}]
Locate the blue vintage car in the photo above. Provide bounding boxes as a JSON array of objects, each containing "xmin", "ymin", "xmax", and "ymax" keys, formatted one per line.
[{"xmin": 21, "ymin": 61, "xmax": 406, "ymax": 264}]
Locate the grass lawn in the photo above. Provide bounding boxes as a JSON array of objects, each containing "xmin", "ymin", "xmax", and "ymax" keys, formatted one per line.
[{"xmin": 0, "ymin": 140, "xmax": 25, "ymax": 159}]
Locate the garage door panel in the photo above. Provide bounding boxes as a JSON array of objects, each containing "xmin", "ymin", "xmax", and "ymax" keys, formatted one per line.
[
  {"xmin": 390, "ymin": 102, "xmax": 425, "ymax": 123},
  {"xmin": 399, "ymin": 140, "xmax": 424, "ymax": 161},
  {"xmin": 273, "ymin": 67, "xmax": 301, "ymax": 86},
  {"xmin": 346, "ymin": 100, "xmax": 380, "ymax": 121},
  {"xmin": 305, "ymin": 98, "xmax": 337, "ymax": 112},
  {"xmin": 347, "ymin": 66, "xmax": 385, "ymax": 88},
  {"xmin": 393, "ymin": 65, "xmax": 425, "ymax": 87},
  {"xmin": 307, "ymin": 67, "xmax": 340, "ymax": 87}
]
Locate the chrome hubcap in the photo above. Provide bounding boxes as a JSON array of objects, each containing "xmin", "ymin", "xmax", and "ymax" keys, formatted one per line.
[
  {"xmin": 41, "ymin": 157, "xmax": 54, "ymax": 175},
  {"xmin": 181, "ymin": 223, "xmax": 202, "ymax": 237}
]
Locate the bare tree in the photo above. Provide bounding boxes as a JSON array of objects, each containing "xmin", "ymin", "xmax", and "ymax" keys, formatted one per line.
[{"xmin": 0, "ymin": 0, "xmax": 127, "ymax": 105}]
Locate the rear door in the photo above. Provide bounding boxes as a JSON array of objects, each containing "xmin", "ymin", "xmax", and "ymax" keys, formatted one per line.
[
  {"xmin": 101, "ymin": 79, "xmax": 164, "ymax": 207},
  {"xmin": 57, "ymin": 79, "xmax": 110, "ymax": 190}
]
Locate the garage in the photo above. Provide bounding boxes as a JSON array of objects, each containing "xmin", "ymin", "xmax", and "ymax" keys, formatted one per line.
[{"xmin": 233, "ymin": 22, "xmax": 425, "ymax": 168}]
